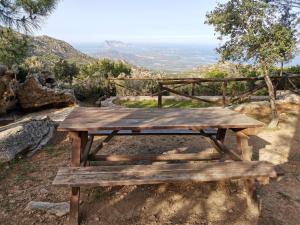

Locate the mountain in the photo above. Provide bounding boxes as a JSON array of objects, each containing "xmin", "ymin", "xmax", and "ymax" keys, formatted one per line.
[
  {"xmin": 31, "ymin": 35, "xmax": 95, "ymax": 64},
  {"xmin": 103, "ymin": 40, "xmax": 129, "ymax": 48}
]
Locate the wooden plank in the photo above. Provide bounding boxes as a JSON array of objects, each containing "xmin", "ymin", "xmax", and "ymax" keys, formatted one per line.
[
  {"xmin": 58, "ymin": 107, "xmax": 264, "ymax": 132},
  {"xmin": 53, "ymin": 161, "xmax": 277, "ymax": 187},
  {"xmin": 89, "ymin": 151, "xmax": 220, "ymax": 162}
]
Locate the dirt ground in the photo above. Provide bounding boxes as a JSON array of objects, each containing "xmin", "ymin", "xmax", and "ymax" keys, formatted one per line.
[{"xmin": 0, "ymin": 103, "xmax": 299, "ymax": 225}]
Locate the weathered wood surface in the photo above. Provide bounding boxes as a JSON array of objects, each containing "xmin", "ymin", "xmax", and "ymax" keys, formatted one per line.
[
  {"xmin": 53, "ymin": 161, "xmax": 276, "ymax": 187},
  {"xmin": 69, "ymin": 131, "xmax": 87, "ymax": 225},
  {"xmin": 89, "ymin": 151, "xmax": 221, "ymax": 162},
  {"xmin": 58, "ymin": 107, "xmax": 264, "ymax": 132}
]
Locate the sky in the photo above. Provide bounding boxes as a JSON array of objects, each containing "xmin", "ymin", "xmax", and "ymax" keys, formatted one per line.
[{"xmin": 35, "ymin": 0, "xmax": 227, "ymax": 44}]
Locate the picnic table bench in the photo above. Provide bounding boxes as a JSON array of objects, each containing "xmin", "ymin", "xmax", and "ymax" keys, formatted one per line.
[{"xmin": 53, "ymin": 107, "xmax": 277, "ymax": 225}]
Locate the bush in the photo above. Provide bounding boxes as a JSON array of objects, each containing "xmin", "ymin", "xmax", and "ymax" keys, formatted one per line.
[
  {"xmin": 284, "ymin": 65, "xmax": 300, "ymax": 74},
  {"xmin": 73, "ymin": 73, "xmax": 109, "ymax": 100},
  {"xmin": 73, "ymin": 59, "xmax": 132, "ymax": 100},
  {"xmin": 79, "ymin": 59, "xmax": 131, "ymax": 79}
]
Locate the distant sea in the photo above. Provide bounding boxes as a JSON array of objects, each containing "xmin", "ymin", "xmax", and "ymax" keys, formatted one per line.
[{"xmin": 74, "ymin": 42, "xmax": 300, "ymax": 72}]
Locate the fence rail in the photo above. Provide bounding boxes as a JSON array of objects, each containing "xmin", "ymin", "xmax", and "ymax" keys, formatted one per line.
[{"xmin": 109, "ymin": 73, "xmax": 300, "ymax": 108}]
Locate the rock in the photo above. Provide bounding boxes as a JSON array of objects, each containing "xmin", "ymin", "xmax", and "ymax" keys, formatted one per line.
[
  {"xmin": 0, "ymin": 117, "xmax": 55, "ymax": 162},
  {"xmin": 25, "ymin": 201, "xmax": 70, "ymax": 217},
  {"xmin": 0, "ymin": 65, "xmax": 18, "ymax": 114},
  {"xmin": 40, "ymin": 188, "xmax": 49, "ymax": 195},
  {"xmin": 17, "ymin": 71, "xmax": 76, "ymax": 110},
  {"xmin": 277, "ymin": 90, "xmax": 300, "ymax": 104}
]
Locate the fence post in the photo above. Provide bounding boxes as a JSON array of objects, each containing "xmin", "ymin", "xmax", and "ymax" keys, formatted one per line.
[
  {"xmin": 222, "ymin": 81, "xmax": 227, "ymax": 107},
  {"xmin": 158, "ymin": 83, "xmax": 162, "ymax": 108},
  {"xmin": 191, "ymin": 83, "xmax": 195, "ymax": 96}
]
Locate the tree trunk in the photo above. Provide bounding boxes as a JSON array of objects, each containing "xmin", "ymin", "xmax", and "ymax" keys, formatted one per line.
[
  {"xmin": 280, "ymin": 61, "xmax": 284, "ymax": 77},
  {"xmin": 263, "ymin": 68, "xmax": 279, "ymax": 128},
  {"xmin": 69, "ymin": 74, "xmax": 73, "ymax": 88}
]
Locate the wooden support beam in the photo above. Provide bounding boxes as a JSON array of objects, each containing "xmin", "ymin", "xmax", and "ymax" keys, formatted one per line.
[
  {"xmin": 209, "ymin": 135, "xmax": 242, "ymax": 161},
  {"xmin": 80, "ymin": 135, "xmax": 94, "ymax": 166},
  {"xmin": 288, "ymin": 78, "xmax": 300, "ymax": 94},
  {"xmin": 68, "ymin": 131, "xmax": 88, "ymax": 225},
  {"xmin": 89, "ymin": 152, "xmax": 221, "ymax": 162},
  {"xmin": 216, "ymin": 128, "xmax": 227, "ymax": 144},
  {"xmin": 231, "ymin": 128, "xmax": 259, "ymax": 136},
  {"xmin": 195, "ymin": 129, "xmax": 242, "ymax": 161},
  {"xmin": 89, "ymin": 131, "xmax": 118, "ymax": 157},
  {"xmin": 162, "ymin": 86, "xmax": 220, "ymax": 104},
  {"xmin": 230, "ymin": 83, "xmax": 266, "ymax": 103},
  {"xmin": 236, "ymin": 130, "xmax": 252, "ymax": 161}
]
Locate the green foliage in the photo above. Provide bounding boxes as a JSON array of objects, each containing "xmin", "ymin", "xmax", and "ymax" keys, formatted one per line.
[
  {"xmin": 16, "ymin": 54, "xmax": 60, "ymax": 82},
  {"xmin": 284, "ymin": 65, "xmax": 300, "ymax": 74},
  {"xmin": 0, "ymin": 28, "xmax": 30, "ymax": 67},
  {"xmin": 73, "ymin": 59, "xmax": 131, "ymax": 100},
  {"xmin": 73, "ymin": 75, "xmax": 109, "ymax": 101},
  {"xmin": 0, "ymin": 0, "xmax": 58, "ymax": 31},
  {"xmin": 79, "ymin": 59, "xmax": 131, "ymax": 79},
  {"xmin": 206, "ymin": 0, "xmax": 297, "ymax": 68},
  {"xmin": 53, "ymin": 59, "xmax": 79, "ymax": 86},
  {"xmin": 113, "ymin": 99, "xmax": 214, "ymax": 108}
]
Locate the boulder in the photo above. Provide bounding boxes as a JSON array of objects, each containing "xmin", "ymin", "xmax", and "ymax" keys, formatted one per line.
[
  {"xmin": 0, "ymin": 65, "xmax": 18, "ymax": 114},
  {"xmin": 0, "ymin": 117, "xmax": 55, "ymax": 162},
  {"xmin": 17, "ymin": 71, "xmax": 76, "ymax": 110},
  {"xmin": 25, "ymin": 201, "xmax": 70, "ymax": 217}
]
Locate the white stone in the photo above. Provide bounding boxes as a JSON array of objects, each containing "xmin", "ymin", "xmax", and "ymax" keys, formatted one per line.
[{"xmin": 25, "ymin": 201, "xmax": 70, "ymax": 217}]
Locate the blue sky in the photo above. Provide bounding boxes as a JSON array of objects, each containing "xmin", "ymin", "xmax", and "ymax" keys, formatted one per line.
[{"xmin": 35, "ymin": 0, "xmax": 226, "ymax": 44}]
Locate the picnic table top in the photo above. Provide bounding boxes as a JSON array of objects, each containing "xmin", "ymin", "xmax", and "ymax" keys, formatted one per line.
[{"xmin": 58, "ymin": 107, "xmax": 264, "ymax": 132}]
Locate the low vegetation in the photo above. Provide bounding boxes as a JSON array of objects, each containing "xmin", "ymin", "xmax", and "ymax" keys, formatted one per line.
[{"xmin": 114, "ymin": 98, "xmax": 216, "ymax": 108}]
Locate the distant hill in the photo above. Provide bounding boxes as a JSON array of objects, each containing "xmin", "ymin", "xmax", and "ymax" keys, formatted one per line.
[
  {"xmin": 31, "ymin": 35, "xmax": 95, "ymax": 64},
  {"xmin": 103, "ymin": 40, "xmax": 129, "ymax": 48}
]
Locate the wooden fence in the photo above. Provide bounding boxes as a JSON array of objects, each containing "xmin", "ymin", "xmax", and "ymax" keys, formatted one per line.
[{"xmin": 109, "ymin": 73, "xmax": 300, "ymax": 108}]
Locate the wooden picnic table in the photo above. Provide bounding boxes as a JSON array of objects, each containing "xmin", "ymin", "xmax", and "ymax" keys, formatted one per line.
[{"xmin": 55, "ymin": 107, "xmax": 274, "ymax": 225}]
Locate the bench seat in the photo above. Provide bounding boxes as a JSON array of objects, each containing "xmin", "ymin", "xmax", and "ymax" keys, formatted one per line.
[{"xmin": 53, "ymin": 161, "xmax": 276, "ymax": 187}]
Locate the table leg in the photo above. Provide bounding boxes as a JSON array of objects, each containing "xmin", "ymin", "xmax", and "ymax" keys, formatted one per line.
[
  {"xmin": 69, "ymin": 131, "xmax": 88, "ymax": 225},
  {"xmin": 236, "ymin": 130, "xmax": 252, "ymax": 161},
  {"xmin": 216, "ymin": 128, "xmax": 227, "ymax": 144}
]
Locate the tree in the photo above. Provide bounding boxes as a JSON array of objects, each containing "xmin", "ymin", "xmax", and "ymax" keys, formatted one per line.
[
  {"xmin": 269, "ymin": 0, "xmax": 299, "ymax": 75},
  {"xmin": 0, "ymin": 27, "xmax": 30, "ymax": 68},
  {"xmin": 54, "ymin": 59, "xmax": 79, "ymax": 87},
  {"xmin": 0, "ymin": 0, "xmax": 58, "ymax": 69},
  {"xmin": 79, "ymin": 59, "xmax": 131, "ymax": 79},
  {"xmin": 0, "ymin": 0, "xmax": 58, "ymax": 31},
  {"xmin": 206, "ymin": 0, "xmax": 297, "ymax": 128}
]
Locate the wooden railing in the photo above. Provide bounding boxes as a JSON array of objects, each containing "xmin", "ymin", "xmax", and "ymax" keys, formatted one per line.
[{"xmin": 109, "ymin": 73, "xmax": 300, "ymax": 108}]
